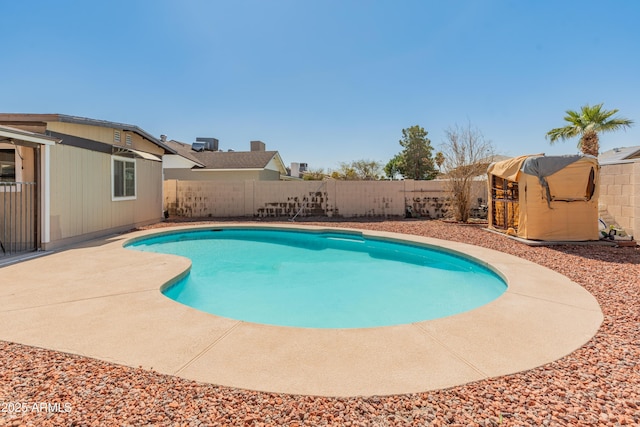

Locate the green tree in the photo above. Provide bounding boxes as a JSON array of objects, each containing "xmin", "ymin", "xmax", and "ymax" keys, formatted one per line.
[
  {"xmin": 332, "ymin": 160, "xmax": 383, "ymax": 180},
  {"xmin": 351, "ymin": 159, "xmax": 383, "ymax": 180},
  {"xmin": 434, "ymin": 151, "xmax": 445, "ymax": 172},
  {"xmin": 302, "ymin": 168, "xmax": 326, "ymax": 180},
  {"xmin": 390, "ymin": 125, "xmax": 437, "ymax": 180},
  {"xmin": 331, "ymin": 163, "xmax": 358, "ymax": 180},
  {"xmin": 546, "ymin": 103, "xmax": 634, "ymax": 156},
  {"xmin": 384, "ymin": 154, "xmax": 403, "ymax": 180}
]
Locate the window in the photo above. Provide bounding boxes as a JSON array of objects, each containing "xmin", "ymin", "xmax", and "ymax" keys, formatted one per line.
[
  {"xmin": 112, "ymin": 156, "xmax": 136, "ymax": 200},
  {"xmin": 0, "ymin": 149, "xmax": 16, "ymax": 182},
  {"xmin": 0, "ymin": 146, "xmax": 23, "ymax": 186}
]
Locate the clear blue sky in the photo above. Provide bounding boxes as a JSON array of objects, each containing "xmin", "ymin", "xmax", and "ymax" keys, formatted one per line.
[{"xmin": 3, "ymin": 0, "xmax": 640, "ymax": 171}]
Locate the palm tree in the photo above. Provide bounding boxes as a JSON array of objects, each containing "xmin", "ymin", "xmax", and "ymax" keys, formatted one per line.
[
  {"xmin": 546, "ymin": 103, "xmax": 634, "ymax": 156},
  {"xmin": 434, "ymin": 151, "xmax": 445, "ymax": 171}
]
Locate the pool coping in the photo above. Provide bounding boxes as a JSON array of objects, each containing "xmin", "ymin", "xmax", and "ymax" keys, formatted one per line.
[{"xmin": 0, "ymin": 223, "xmax": 603, "ymax": 397}]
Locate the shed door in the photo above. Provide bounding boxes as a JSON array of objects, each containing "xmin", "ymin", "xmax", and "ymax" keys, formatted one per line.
[{"xmin": 490, "ymin": 175, "xmax": 520, "ymax": 231}]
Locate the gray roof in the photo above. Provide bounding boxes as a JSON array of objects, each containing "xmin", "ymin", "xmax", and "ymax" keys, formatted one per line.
[
  {"xmin": 598, "ymin": 146, "xmax": 640, "ymax": 163},
  {"xmin": 194, "ymin": 150, "xmax": 281, "ymax": 169},
  {"xmin": 165, "ymin": 140, "xmax": 205, "ymax": 167},
  {"xmin": 167, "ymin": 139, "xmax": 284, "ymax": 171}
]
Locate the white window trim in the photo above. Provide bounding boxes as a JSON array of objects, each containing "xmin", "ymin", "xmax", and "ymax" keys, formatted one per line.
[{"xmin": 111, "ymin": 155, "xmax": 137, "ymax": 201}]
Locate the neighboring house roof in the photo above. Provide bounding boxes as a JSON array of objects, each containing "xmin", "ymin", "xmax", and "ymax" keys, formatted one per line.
[
  {"xmin": 165, "ymin": 140, "xmax": 205, "ymax": 167},
  {"xmin": 599, "ymin": 146, "xmax": 640, "ymax": 164},
  {"xmin": 0, "ymin": 113, "xmax": 176, "ymax": 154},
  {"xmin": 165, "ymin": 139, "xmax": 288, "ymax": 175},
  {"xmin": 194, "ymin": 150, "xmax": 284, "ymax": 171}
]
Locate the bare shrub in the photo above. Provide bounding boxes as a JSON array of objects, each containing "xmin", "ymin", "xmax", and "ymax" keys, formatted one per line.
[{"xmin": 440, "ymin": 123, "xmax": 495, "ymax": 222}]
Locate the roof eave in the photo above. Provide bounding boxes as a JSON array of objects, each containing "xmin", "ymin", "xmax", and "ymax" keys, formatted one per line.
[
  {"xmin": 0, "ymin": 125, "xmax": 60, "ymax": 146},
  {"xmin": 0, "ymin": 114, "xmax": 176, "ymax": 154},
  {"xmin": 269, "ymin": 152, "xmax": 288, "ymax": 174},
  {"xmin": 56, "ymin": 115, "xmax": 177, "ymax": 154}
]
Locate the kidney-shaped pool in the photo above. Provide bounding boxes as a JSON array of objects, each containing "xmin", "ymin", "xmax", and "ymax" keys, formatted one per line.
[{"xmin": 126, "ymin": 227, "xmax": 507, "ymax": 328}]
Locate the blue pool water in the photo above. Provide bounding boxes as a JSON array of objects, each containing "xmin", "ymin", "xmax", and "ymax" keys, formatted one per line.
[{"xmin": 127, "ymin": 228, "xmax": 506, "ymax": 328}]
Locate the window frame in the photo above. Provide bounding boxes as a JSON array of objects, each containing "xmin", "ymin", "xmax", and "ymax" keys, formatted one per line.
[
  {"xmin": 0, "ymin": 146, "xmax": 23, "ymax": 192},
  {"xmin": 111, "ymin": 155, "xmax": 136, "ymax": 201}
]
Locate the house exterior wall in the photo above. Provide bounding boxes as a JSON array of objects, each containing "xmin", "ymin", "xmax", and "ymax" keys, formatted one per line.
[
  {"xmin": 258, "ymin": 169, "xmax": 282, "ymax": 181},
  {"xmin": 47, "ymin": 122, "xmax": 164, "ymax": 156},
  {"xmin": 46, "ymin": 144, "xmax": 163, "ymax": 249},
  {"xmin": 164, "ymin": 179, "xmax": 487, "ymax": 219},
  {"xmin": 264, "ymin": 157, "xmax": 284, "ymax": 173},
  {"xmin": 163, "ymin": 155, "xmax": 197, "ymax": 169},
  {"xmin": 599, "ymin": 160, "xmax": 639, "ymax": 237}
]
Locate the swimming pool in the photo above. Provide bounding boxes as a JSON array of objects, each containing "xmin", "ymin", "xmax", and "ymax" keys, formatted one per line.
[{"xmin": 127, "ymin": 227, "xmax": 506, "ymax": 328}]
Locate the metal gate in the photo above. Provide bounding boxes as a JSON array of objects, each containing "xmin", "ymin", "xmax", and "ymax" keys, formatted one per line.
[{"xmin": 0, "ymin": 182, "xmax": 37, "ymax": 256}]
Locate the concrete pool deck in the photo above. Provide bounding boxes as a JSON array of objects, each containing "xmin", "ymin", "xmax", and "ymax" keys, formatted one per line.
[{"xmin": 0, "ymin": 224, "xmax": 603, "ymax": 397}]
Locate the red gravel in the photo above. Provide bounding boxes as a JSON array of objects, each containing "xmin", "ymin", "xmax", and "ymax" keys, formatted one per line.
[{"xmin": 1, "ymin": 219, "xmax": 639, "ymax": 426}]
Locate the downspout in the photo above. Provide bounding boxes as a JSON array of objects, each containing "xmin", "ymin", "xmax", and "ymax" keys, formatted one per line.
[{"xmin": 41, "ymin": 144, "xmax": 51, "ymax": 248}]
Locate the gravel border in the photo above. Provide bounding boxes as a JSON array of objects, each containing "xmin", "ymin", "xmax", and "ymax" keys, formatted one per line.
[{"xmin": 1, "ymin": 219, "xmax": 638, "ymax": 426}]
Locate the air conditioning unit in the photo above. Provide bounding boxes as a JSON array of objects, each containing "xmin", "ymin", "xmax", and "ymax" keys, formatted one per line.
[
  {"xmin": 196, "ymin": 137, "xmax": 219, "ymax": 151},
  {"xmin": 191, "ymin": 142, "xmax": 205, "ymax": 152}
]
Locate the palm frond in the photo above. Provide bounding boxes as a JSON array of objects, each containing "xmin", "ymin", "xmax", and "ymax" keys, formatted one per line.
[
  {"xmin": 547, "ymin": 103, "xmax": 634, "ymax": 154},
  {"xmin": 546, "ymin": 126, "xmax": 580, "ymax": 143}
]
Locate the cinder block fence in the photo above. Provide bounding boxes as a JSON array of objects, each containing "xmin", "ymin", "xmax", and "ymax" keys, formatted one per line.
[
  {"xmin": 163, "ymin": 179, "xmax": 488, "ymax": 219},
  {"xmin": 599, "ymin": 161, "xmax": 640, "ymax": 237}
]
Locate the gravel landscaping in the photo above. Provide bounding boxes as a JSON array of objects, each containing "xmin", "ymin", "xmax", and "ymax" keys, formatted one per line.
[{"xmin": 1, "ymin": 219, "xmax": 638, "ymax": 426}]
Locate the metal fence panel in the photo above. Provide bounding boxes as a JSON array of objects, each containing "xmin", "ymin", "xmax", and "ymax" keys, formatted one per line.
[{"xmin": 0, "ymin": 182, "xmax": 36, "ymax": 256}]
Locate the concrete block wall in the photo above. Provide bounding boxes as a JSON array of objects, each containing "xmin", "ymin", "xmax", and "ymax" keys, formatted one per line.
[
  {"xmin": 332, "ymin": 180, "xmax": 405, "ymax": 217},
  {"xmin": 599, "ymin": 161, "xmax": 639, "ymax": 237},
  {"xmin": 253, "ymin": 181, "xmax": 328, "ymax": 217},
  {"xmin": 163, "ymin": 179, "xmax": 490, "ymax": 219}
]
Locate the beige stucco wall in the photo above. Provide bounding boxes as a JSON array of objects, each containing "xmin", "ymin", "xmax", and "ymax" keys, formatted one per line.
[
  {"xmin": 599, "ymin": 161, "xmax": 639, "ymax": 237},
  {"xmin": 46, "ymin": 144, "xmax": 163, "ymax": 249},
  {"xmin": 164, "ymin": 179, "xmax": 488, "ymax": 219}
]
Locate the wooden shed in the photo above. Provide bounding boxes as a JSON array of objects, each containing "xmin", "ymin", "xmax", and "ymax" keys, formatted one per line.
[{"xmin": 487, "ymin": 154, "xmax": 600, "ymax": 241}]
